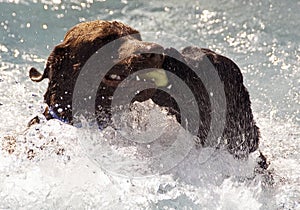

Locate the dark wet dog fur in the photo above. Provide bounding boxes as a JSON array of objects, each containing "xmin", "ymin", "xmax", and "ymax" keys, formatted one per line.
[
  {"xmin": 29, "ymin": 20, "xmax": 266, "ymax": 163},
  {"xmin": 29, "ymin": 20, "xmax": 163, "ymax": 122}
]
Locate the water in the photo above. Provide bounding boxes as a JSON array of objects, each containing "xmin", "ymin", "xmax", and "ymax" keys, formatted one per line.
[{"xmin": 0, "ymin": 0, "xmax": 299, "ymax": 209}]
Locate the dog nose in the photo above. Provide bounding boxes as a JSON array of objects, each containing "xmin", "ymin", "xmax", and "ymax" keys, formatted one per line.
[{"xmin": 142, "ymin": 53, "xmax": 164, "ymax": 66}]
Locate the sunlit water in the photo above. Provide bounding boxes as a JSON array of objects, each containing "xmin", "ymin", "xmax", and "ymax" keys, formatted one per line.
[{"xmin": 0, "ymin": 0, "xmax": 299, "ymax": 209}]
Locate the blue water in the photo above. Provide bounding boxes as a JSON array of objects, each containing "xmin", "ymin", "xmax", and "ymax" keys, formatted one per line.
[{"xmin": 0, "ymin": 0, "xmax": 299, "ymax": 209}]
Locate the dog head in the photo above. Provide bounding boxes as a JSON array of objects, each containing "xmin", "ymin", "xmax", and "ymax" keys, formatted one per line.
[{"xmin": 29, "ymin": 20, "xmax": 167, "ymax": 122}]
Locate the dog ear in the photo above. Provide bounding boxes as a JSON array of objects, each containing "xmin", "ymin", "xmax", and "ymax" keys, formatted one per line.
[
  {"xmin": 29, "ymin": 44, "xmax": 66, "ymax": 82},
  {"xmin": 29, "ymin": 67, "xmax": 48, "ymax": 82}
]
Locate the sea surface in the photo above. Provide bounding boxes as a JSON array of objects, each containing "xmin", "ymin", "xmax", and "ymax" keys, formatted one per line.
[{"xmin": 0, "ymin": 0, "xmax": 299, "ymax": 209}]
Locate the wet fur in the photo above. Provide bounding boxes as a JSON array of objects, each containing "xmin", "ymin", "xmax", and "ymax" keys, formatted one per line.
[{"xmin": 29, "ymin": 20, "xmax": 262, "ymax": 160}]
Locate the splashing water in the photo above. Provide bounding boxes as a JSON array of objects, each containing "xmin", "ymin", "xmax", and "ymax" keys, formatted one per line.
[{"xmin": 0, "ymin": 0, "xmax": 299, "ymax": 209}]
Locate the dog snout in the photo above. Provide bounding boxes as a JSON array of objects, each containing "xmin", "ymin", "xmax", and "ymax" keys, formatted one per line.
[
  {"xmin": 142, "ymin": 53, "xmax": 164, "ymax": 67},
  {"xmin": 140, "ymin": 43, "xmax": 164, "ymax": 66}
]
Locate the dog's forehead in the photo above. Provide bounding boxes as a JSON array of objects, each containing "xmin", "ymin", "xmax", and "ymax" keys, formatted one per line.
[{"xmin": 63, "ymin": 20, "xmax": 140, "ymax": 48}]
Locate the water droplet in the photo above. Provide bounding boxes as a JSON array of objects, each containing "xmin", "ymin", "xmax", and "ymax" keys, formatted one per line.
[
  {"xmin": 53, "ymin": 0, "xmax": 61, "ymax": 4},
  {"xmin": 13, "ymin": 49, "xmax": 19, "ymax": 58}
]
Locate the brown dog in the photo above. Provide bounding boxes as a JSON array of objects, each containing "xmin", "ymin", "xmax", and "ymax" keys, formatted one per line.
[
  {"xmin": 29, "ymin": 20, "xmax": 163, "ymax": 122},
  {"xmin": 29, "ymin": 20, "xmax": 265, "ymax": 164}
]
